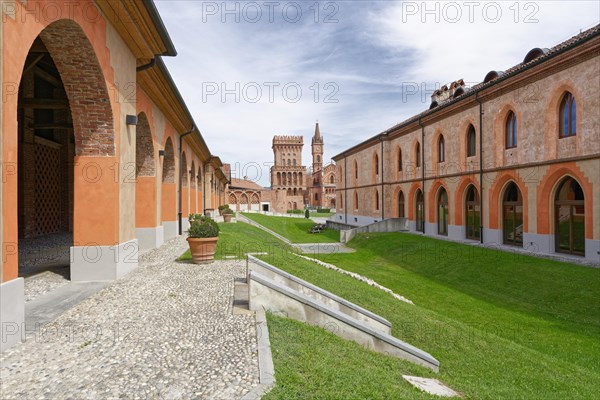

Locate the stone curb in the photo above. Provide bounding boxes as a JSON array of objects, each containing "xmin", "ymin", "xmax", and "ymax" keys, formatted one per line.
[{"xmin": 241, "ymin": 309, "xmax": 275, "ymax": 399}]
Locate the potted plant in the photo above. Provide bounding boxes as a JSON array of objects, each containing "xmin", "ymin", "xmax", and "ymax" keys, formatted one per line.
[
  {"xmin": 186, "ymin": 214, "xmax": 220, "ymax": 264},
  {"xmin": 218, "ymin": 204, "xmax": 228, "ymax": 216},
  {"xmin": 222, "ymin": 207, "xmax": 234, "ymax": 223}
]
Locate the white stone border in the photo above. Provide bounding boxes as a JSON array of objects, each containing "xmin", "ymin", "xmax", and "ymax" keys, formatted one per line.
[
  {"xmin": 293, "ymin": 253, "xmax": 414, "ymax": 305},
  {"xmin": 241, "ymin": 309, "xmax": 275, "ymax": 399}
]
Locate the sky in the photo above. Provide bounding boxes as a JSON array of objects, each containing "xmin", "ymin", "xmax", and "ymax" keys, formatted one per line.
[{"xmin": 154, "ymin": 1, "xmax": 600, "ymax": 186}]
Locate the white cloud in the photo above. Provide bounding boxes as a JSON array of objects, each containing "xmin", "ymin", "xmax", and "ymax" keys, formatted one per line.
[{"xmin": 155, "ymin": 1, "xmax": 599, "ymax": 186}]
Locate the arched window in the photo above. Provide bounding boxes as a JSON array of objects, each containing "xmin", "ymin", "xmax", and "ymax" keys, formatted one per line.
[
  {"xmin": 339, "ymin": 194, "xmax": 343, "ymax": 208},
  {"xmin": 467, "ymin": 125, "xmax": 476, "ymax": 157},
  {"xmin": 282, "ymin": 158, "xmax": 285, "ymax": 166},
  {"xmin": 374, "ymin": 189, "xmax": 380, "ymax": 211},
  {"xmin": 503, "ymin": 182, "xmax": 523, "ymax": 246},
  {"xmin": 505, "ymin": 111, "xmax": 518, "ymax": 149},
  {"xmin": 416, "ymin": 142, "xmax": 421, "ymax": 167},
  {"xmin": 317, "ymin": 155, "xmax": 321, "ymax": 163},
  {"xmin": 287, "ymin": 159, "xmax": 291, "ymax": 166},
  {"xmin": 353, "ymin": 191, "xmax": 358, "ymax": 210},
  {"xmin": 465, "ymin": 185, "xmax": 480, "ymax": 240},
  {"xmin": 416, "ymin": 189, "xmax": 424, "ymax": 232},
  {"xmin": 397, "ymin": 148, "xmax": 403, "ymax": 171},
  {"xmin": 315, "ymin": 193, "xmax": 319, "ymax": 201},
  {"xmin": 398, "ymin": 191, "xmax": 405, "ymax": 218},
  {"xmin": 555, "ymin": 177, "xmax": 584, "ymax": 255},
  {"xmin": 330, "ymin": 175, "xmax": 335, "ymax": 184},
  {"xmin": 437, "ymin": 188, "xmax": 448, "ymax": 236},
  {"xmin": 293, "ymin": 159, "xmax": 297, "ymax": 166},
  {"xmin": 559, "ymin": 92, "xmax": 576, "ymax": 138},
  {"xmin": 438, "ymin": 135, "xmax": 445, "ymax": 163},
  {"xmin": 354, "ymin": 160, "xmax": 358, "ymax": 180}
]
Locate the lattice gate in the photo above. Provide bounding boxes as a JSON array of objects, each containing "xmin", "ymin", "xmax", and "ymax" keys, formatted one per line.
[{"xmin": 35, "ymin": 140, "xmax": 62, "ymax": 236}]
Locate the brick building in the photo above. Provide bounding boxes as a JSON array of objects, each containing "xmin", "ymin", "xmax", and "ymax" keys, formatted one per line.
[
  {"xmin": 333, "ymin": 26, "xmax": 599, "ymax": 264},
  {"xmin": 1, "ymin": 0, "xmax": 229, "ymax": 351}
]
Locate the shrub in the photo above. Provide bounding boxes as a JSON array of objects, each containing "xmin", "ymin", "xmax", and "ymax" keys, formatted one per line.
[
  {"xmin": 222, "ymin": 207, "xmax": 234, "ymax": 215},
  {"xmin": 316, "ymin": 208, "xmax": 331, "ymax": 213},
  {"xmin": 304, "ymin": 209, "xmax": 310, "ymax": 219},
  {"xmin": 187, "ymin": 215, "xmax": 219, "ymax": 238},
  {"xmin": 287, "ymin": 209, "xmax": 303, "ymax": 214}
]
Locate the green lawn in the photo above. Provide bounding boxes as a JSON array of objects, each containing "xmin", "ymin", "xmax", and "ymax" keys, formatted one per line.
[
  {"xmin": 178, "ymin": 221, "xmax": 294, "ymax": 261},
  {"xmin": 242, "ymin": 213, "xmax": 339, "ymax": 243},
  {"xmin": 310, "ymin": 212, "xmax": 335, "ymax": 218},
  {"xmin": 182, "ymin": 222, "xmax": 600, "ymax": 398}
]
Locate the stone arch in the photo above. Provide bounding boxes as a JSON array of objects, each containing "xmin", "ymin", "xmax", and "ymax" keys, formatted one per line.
[
  {"xmin": 38, "ymin": 20, "xmax": 115, "ymax": 156},
  {"xmin": 454, "ymin": 176, "xmax": 480, "ymax": 225},
  {"xmin": 488, "ymin": 173, "xmax": 528, "ymax": 233},
  {"xmin": 162, "ymin": 138, "xmax": 175, "ymax": 183},
  {"xmin": 407, "ymin": 182, "xmax": 421, "ymax": 220},
  {"xmin": 229, "ymin": 193, "xmax": 237, "ymax": 205},
  {"xmin": 181, "ymin": 151, "xmax": 189, "ymax": 187},
  {"xmin": 536, "ymin": 163, "xmax": 593, "ymax": 239},
  {"xmin": 428, "ymin": 180, "xmax": 449, "ymax": 223},
  {"xmin": 136, "ymin": 112, "xmax": 155, "ymax": 177}
]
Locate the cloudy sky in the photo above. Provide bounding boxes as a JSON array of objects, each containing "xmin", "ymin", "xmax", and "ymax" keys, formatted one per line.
[{"xmin": 155, "ymin": 1, "xmax": 599, "ymax": 186}]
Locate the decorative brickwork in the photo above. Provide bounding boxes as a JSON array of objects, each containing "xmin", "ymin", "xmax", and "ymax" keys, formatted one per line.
[
  {"xmin": 39, "ymin": 20, "xmax": 114, "ymax": 156},
  {"xmin": 136, "ymin": 112, "xmax": 155, "ymax": 177},
  {"xmin": 162, "ymin": 138, "xmax": 175, "ymax": 183}
]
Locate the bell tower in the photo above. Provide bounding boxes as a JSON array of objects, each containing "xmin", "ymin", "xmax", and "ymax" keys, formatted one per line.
[{"xmin": 311, "ymin": 122, "xmax": 323, "ymax": 174}]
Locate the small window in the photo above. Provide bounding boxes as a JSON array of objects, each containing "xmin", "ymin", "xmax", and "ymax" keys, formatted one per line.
[
  {"xmin": 559, "ymin": 92, "xmax": 576, "ymax": 138},
  {"xmin": 438, "ymin": 135, "xmax": 445, "ymax": 163},
  {"xmin": 353, "ymin": 191, "xmax": 358, "ymax": 210},
  {"xmin": 317, "ymin": 155, "xmax": 321, "ymax": 163},
  {"xmin": 505, "ymin": 111, "xmax": 518, "ymax": 149},
  {"xmin": 354, "ymin": 161, "xmax": 358, "ymax": 180},
  {"xmin": 416, "ymin": 143, "xmax": 421, "ymax": 167},
  {"xmin": 293, "ymin": 159, "xmax": 297, "ymax": 166},
  {"xmin": 398, "ymin": 191, "xmax": 405, "ymax": 218},
  {"xmin": 374, "ymin": 189, "xmax": 380, "ymax": 211}
]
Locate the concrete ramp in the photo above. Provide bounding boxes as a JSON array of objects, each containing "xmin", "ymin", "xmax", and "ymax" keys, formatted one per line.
[
  {"xmin": 247, "ymin": 255, "xmax": 391, "ymax": 334},
  {"xmin": 248, "ymin": 270, "xmax": 440, "ymax": 372}
]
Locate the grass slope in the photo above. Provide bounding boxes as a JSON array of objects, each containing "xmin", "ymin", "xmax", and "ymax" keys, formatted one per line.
[
  {"xmin": 242, "ymin": 213, "xmax": 339, "ymax": 243},
  {"xmin": 182, "ymin": 222, "xmax": 600, "ymax": 398}
]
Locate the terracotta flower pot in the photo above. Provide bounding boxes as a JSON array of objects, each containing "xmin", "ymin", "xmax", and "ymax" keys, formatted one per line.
[
  {"xmin": 223, "ymin": 214, "xmax": 232, "ymax": 223},
  {"xmin": 186, "ymin": 237, "xmax": 219, "ymax": 264}
]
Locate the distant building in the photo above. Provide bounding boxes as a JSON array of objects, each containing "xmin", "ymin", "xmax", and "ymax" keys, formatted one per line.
[
  {"xmin": 226, "ymin": 123, "xmax": 337, "ymax": 213},
  {"xmin": 332, "ymin": 26, "xmax": 600, "ymax": 264}
]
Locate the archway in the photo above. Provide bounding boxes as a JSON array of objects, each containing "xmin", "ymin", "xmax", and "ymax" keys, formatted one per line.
[
  {"xmin": 437, "ymin": 188, "xmax": 448, "ymax": 236},
  {"xmin": 181, "ymin": 151, "xmax": 189, "ymax": 219},
  {"xmin": 465, "ymin": 185, "xmax": 480, "ymax": 240},
  {"xmin": 16, "ymin": 20, "xmax": 115, "ymax": 282},
  {"xmin": 416, "ymin": 189, "xmax": 424, "ymax": 232},
  {"xmin": 555, "ymin": 177, "xmax": 585, "ymax": 255},
  {"xmin": 190, "ymin": 160, "xmax": 197, "ymax": 214},
  {"xmin": 398, "ymin": 190, "xmax": 405, "ymax": 218},
  {"xmin": 503, "ymin": 182, "xmax": 523, "ymax": 247},
  {"xmin": 161, "ymin": 137, "xmax": 177, "ymax": 239},
  {"xmin": 135, "ymin": 112, "xmax": 156, "ymax": 231}
]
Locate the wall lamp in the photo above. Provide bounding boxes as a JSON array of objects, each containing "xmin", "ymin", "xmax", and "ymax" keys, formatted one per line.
[{"xmin": 126, "ymin": 115, "xmax": 138, "ymax": 126}]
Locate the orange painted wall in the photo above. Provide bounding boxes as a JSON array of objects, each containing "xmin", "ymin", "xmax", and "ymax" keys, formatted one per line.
[
  {"xmin": 136, "ymin": 177, "xmax": 157, "ymax": 228},
  {"xmin": 161, "ymin": 184, "xmax": 176, "ymax": 222},
  {"xmin": 2, "ymin": 1, "xmax": 120, "ymax": 282}
]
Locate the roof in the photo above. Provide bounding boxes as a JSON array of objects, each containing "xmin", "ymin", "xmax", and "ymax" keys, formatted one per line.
[
  {"xmin": 333, "ymin": 24, "xmax": 600, "ymax": 160},
  {"xmin": 229, "ymin": 178, "xmax": 266, "ymax": 191}
]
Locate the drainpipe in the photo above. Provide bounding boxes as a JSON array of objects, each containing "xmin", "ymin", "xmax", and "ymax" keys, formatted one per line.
[
  {"xmin": 475, "ymin": 93, "xmax": 484, "ymax": 243},
  {"xmin": 344, "ymin": 156, "xmax": 347, "ymax": 225},
  {"xmin": 203, "ymin": 161, "xmax": 209, "ymax": 216},
  {"xmin": 380, "ymin": 137, "xmax": 385, "ymax": 220},
  {"xmin": 178, "ymin": 126, "xmax": 195, "ymax": 235},
  {"xmin": 418, "ymin": 118, "xmax": 425, "ymax": 234}
]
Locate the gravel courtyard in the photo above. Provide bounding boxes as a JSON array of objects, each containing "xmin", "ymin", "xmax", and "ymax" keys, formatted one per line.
[{"xmin": 0, "ymin": 237, "xmax": 260, "ymax": 399}]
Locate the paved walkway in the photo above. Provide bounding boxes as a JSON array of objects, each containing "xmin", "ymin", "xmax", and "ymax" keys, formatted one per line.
[{"xmin": 0, "ymin": 237, "xmax": 259, "ymax": 399}]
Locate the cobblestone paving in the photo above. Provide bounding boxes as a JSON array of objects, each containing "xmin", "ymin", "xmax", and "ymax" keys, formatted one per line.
[
  {"xmin": 24, "ymin": 267, "xmax": 70, "ymax": 303},
  {"xmin": 1, "ymin": 237, "xmax": 259, "ymax": 399}
]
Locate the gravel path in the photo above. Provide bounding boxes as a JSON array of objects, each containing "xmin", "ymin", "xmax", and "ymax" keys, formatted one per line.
[
  {"xmin": 24, "ymin": 267, "xmax": 70, "ymax": 303},
  {"xmin": 1, "ymin": 237, "xmax": 259, "ymax": 400}
]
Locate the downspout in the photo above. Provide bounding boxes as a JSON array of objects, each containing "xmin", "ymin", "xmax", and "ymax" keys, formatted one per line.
[
  {"xmin": 475, "ymin": 92, "xmax": 484, "ymax": 243},
  {"xmin": 344, "ymin": 156, "xmax": 348, "ymax": 225},
  {"xmin": 178, "ymin": 126, "xmax": 195, "ymax": 235},
  {"xmin": 418, "ymin": 118, "xmax": 425, "ymax": 233},
  {"xmin": 380, "ymin": 137, "xmax": 384, "ymax": 220},
  {"xmin": 203, "ymin": 162, "xmax": 209, "ymax": 216}
]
